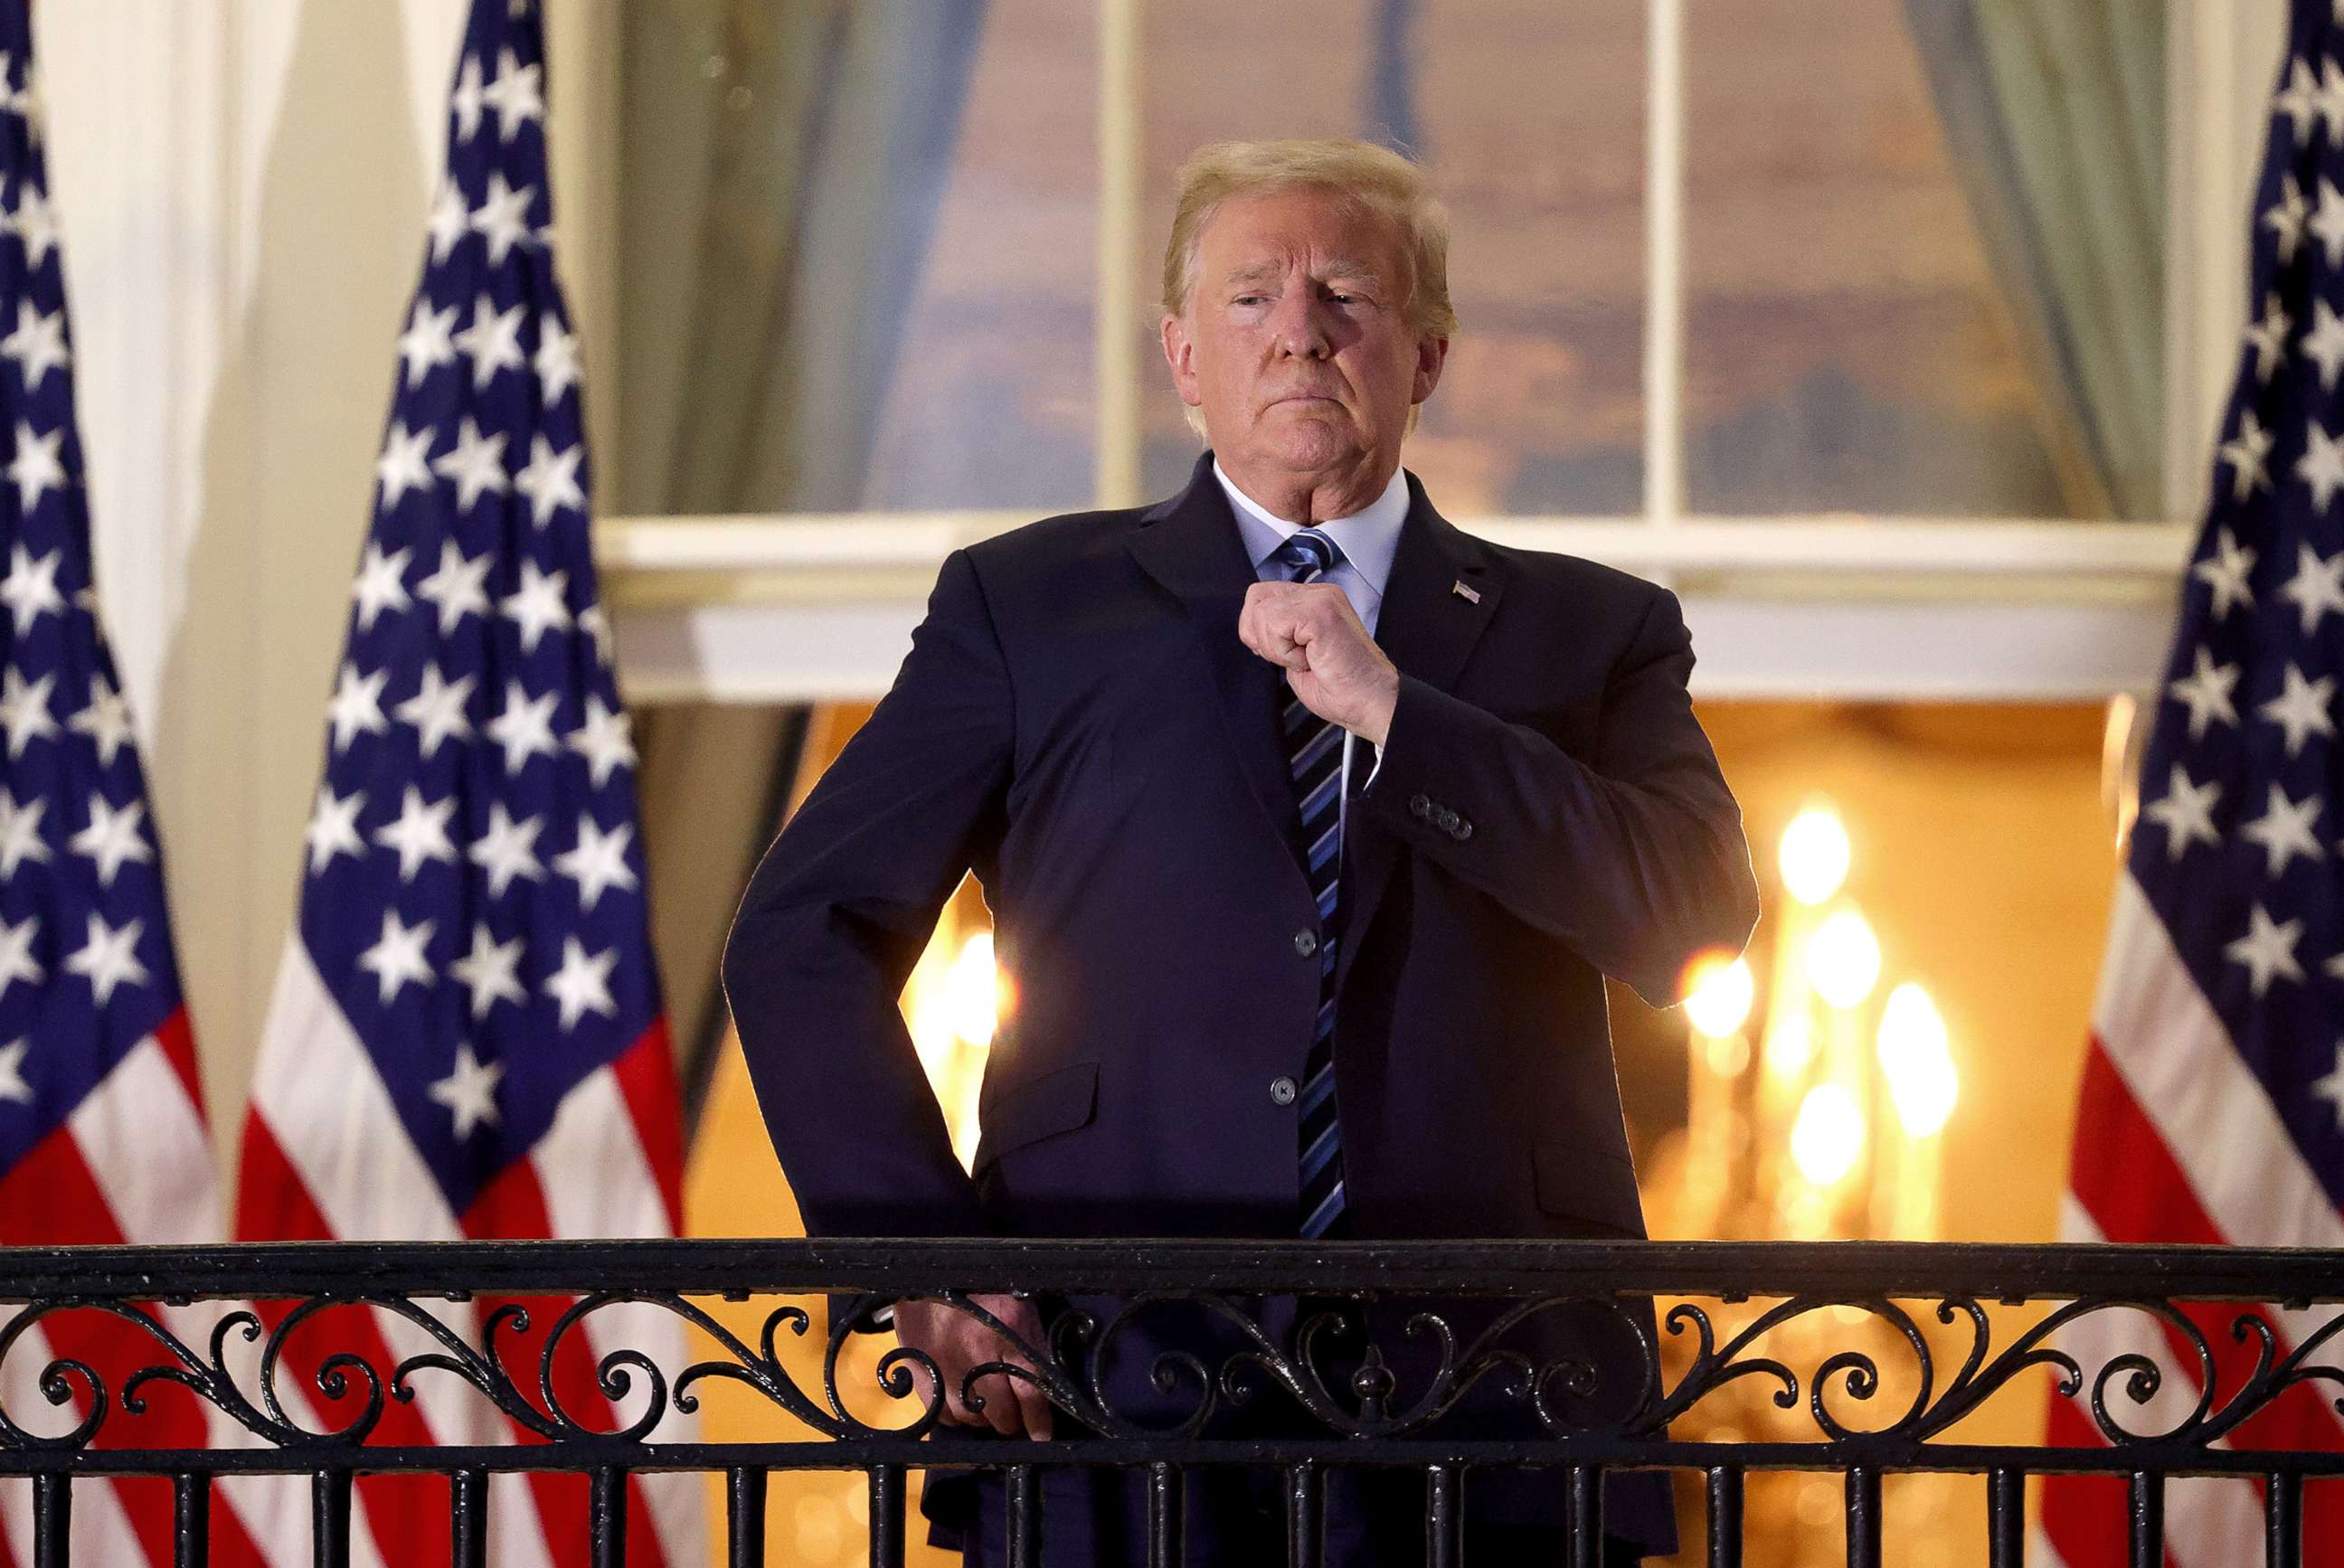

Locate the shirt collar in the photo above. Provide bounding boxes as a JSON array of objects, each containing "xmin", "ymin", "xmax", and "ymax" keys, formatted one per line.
[{"xmin": 1213, "ymin": 457, "xmax": 1408, "ymax": 597}]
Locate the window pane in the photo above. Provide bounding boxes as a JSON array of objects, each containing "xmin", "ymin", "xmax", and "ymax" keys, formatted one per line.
[
  {"xmin": 1683, "ymin": 0, "xmax": 2162, "ymax": 519},
  {"xmin": 614, "ymin": 0, "xmax": 1097, "ymax": 516},
  {"xmin": 1137, "ymin": 0, "xmax": 1646, "ymax": 515}
]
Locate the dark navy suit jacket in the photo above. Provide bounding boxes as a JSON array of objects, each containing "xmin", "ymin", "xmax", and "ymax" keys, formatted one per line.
[{"xmin": 723, "ymin": 451, "xmax": 1761, "ymax": 1558}]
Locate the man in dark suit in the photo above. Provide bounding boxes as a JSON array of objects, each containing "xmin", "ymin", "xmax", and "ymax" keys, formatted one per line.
[{"xmin": 723, "ymin": 137, "xmax": 1760, "ymax": 1564}]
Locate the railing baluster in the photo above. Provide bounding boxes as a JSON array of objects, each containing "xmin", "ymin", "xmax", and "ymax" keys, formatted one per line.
[
  {"xmin": 32, "ymin": 1474, "xmax": 66, "ymax": 1568},
  {"xmin": 1285, "ymin": 1462, "xmax": 1322, "ymax": 1568},
  {"xmin": 2267, "ymin": 1471, "xmax": 2302, "ymax": 1568},
  {"xmin": 2128, "ymin": 1472, "xmax": 2163, "ymax": 1568},
  {"xmin": 1006, "ymin": 1463, "xmax": 1041, "ymax": 1568},
  {"xmin": 1706, "ymin": 1466, "xmax": 1743, "ymax": 1568},
  {"xmin": 1424, "ymin": 1464, "xmax": 1461, "ymax": 1568},
  {"xmin": 591, "ymin": 1468, "xmax": 628, "ymax": 1568},
  {"xmin": 450, "ymin": 1469, "xmax": 487, "ymax": 1568},
  {"xmin": 1144, "ymin": 1462, "xmax": 1182, "ymax": 1568},
  {"xmin": 728, "ymin": 1467, "xmax": 768, "ymax": 1568},
  {"xmin": 1844, "ymin": 1466, "xmax": 1880, "ymax": 1568},
  {"xmin": 174, "ymin": 1473, "xmax": 210, "ymax": 1568},
  {"xmin": 1986, "ymin": 1469, "xmax": 2022, "ymax": 1568},
  {"xmin": 1567, "ymin": 1466, "xmax": 1604, "ymax": 1568},
  {"xmin": 311, "ymin": 1471, "xmax": 351, "ymax": 1568},
  {"xmin": 868, "ymin": 1464, "xmax": 905, "ymax": 1568}
]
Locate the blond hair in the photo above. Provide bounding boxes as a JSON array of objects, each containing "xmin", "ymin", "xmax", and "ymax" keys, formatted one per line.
[{"xmin": 1162, "ymin": 138, "xmax": 1456, "ymax": 439}]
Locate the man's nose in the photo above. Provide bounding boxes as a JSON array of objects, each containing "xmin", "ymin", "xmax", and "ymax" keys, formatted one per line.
[{"xmin": 1269, "ymin": 289, "xmax": 1334, "ymax": 359}]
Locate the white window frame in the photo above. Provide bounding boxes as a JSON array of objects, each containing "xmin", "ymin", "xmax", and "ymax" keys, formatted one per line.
[{"xmin": 579, "ymin": 0, "xmax": 2281, "ymax": 705}]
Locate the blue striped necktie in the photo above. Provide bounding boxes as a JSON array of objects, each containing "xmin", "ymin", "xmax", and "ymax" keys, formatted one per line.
[{"xmin": 1269, "ymin": 527, "xmax": 1347, "ymax": 1239}]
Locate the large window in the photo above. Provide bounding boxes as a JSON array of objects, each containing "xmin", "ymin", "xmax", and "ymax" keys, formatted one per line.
[{"xmin": 611, "ymin": 0, "xmax": 2168, "ymax": 528}]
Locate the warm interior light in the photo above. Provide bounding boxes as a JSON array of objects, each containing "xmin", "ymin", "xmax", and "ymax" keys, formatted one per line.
[
  {"xmin": 1807, "ymin": 907, "xmax": 1881, "ymax": 1009},
  {"xmin": 1765, "ymin": 1012, "xmax": 1816, "ymax": 1081},
  {"xmin": 1779, "ymin": 808, "xmax": 1850, "ymax": 905},
  {"xmin": 1877, "ymin": 982, "xmax": 1958, "ymax": 1137},
  {"xmin": 1682, "ymin": 952, "xmax": 1755, "ymax": 1038},
  {"xmin": 1791, "ymin": 1083, "xmax": 1866, "ymax": 1185},
  {"xmin": 946, "ymin": 931, "xmax": 1000, "ymax": 1047}
]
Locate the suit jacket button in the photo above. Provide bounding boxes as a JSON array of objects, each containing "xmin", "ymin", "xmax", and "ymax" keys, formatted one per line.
[
  {"xmin": 1435, "ymin": 808, "xmax": 1459, "ymax": 830},
  {"xmin": 1453, "ymin": 819, "xmax": 1473, "ymax": 840},
  {"xmin": 1293, "ymin": 929, "xmax": 1318, "ymax": 956},
  {"xmin": 1408, "ymin": 793, "xmax": 1432, "ymax": 818},
  {"xmin": 1270, "ymin": 1076, "xmax": 1298, "ymax": 1106}
]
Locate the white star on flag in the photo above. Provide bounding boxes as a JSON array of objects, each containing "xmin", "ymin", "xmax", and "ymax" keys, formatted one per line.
[
  {"xmin": 0, "ymin": 913, "xmax": 40, "ymax": 1002},
  {"xmin": 0, "ymin": 541, "xmax": 60, "ymax": 633},
  {"xmin": 394, "ymin": 664, "xmax": 476, "ymax": 760},
  {"xmin": 481, "ymin": 49, "xmax": 545, "ymax": 141},
  {"xmin": 396, "ymin": 301, "xmax": 458, "ymax": 391},
  {"xmin": 5, "ymin": 419, "xmax": 61, "ymax": 512},
  {"xmin": 467, "ymin": 802, "xmax": 544, "ymax": 896},
  {"xmin": 499, "ymin": 560, "xmax": 571, "ymax": 652},
  {"xmin": 373, "ymin": 785, "xmax": 458, "ymax": 882},
  {"xmin": 553, "ymin": 814, "xmax": 637, "ymax": 912},
  {"xmin": 0, "ymin": 1036, "xmax": 25, "ymax": 1103},
  {"xmin": 326, "ymin": 662, "xmax": 390, "ymax": 752},
  {"xmin": 513, "ymin": 435, "xmax": 584, "ymax": 526},
  {"xmin": 2140, "ymin": 766, "xmax": 2222, "ymax": 861},
  {"xmin": 0, "ymin": 666, "xmax": 54, "ymax": 757},
  {"xmin": 68, "ymin": 673, "xmax": 135, "ymax": 766},
  {"xmin": 0, "ymin": 299, "xmax": 64, "ymax": 390},
  {"xmin": 452, "ymin": 295, "xmax": 526, "ymax": 392},
  {"xmin": 2258, "ymin": 664, "xmax": 2338, "ymax": 758},
  {"xmin": 62, "ymin": 912, "xmax": 146, "ymax": 1006},
  {"xmin": 2224, "ymin": 902, "xmax": 2306, "ymax": 997},
  {"xmin": 2278, "ymin": 541, "xmax": 2344, "ymax": 635},
  {"xmin": 355, "ymin": 909, "xmax": 436, "ymax": 1004},
  {"xmin": 542, "ymin": 935, "xmax": 617, "ymax": 1030},
  {"xmin": 430, "ymin": 413, "xmax": 511, "ymax": 507},
  {"xmin": 416, "ymin": 540, "xmax": 493, "ymax": 632},
  {"xmin": 449, "ymin": 921, "xmax": 527, "ymax": 1018},
  {"xmin": 485, "ymin": 681, "xmax": 559, "ymax": 773},
  {"xmin": 566, "ymin": 694, "xmax": 635, "ymax": 786},
  {"xmin": 352, "ymin": 542, "xmax": 414, "ymax": 631},
  {"xmin": 2239, "ymin": 783, "xmax": 2326, "ymax": 878},
  {"xmin": 428, "ymin": 1043, "xmax": 505, "ymax": 1138},
  {"xmin": 2167, "ymin": 647, "xmax": 2241, "ymax": 740},
  {"xmin": 305, "ymin": 784, "xmax": 366, "ymax": 874},
  {"xmin": 468, "ymin": 171, "xmax": 535, "ymax": 266},
  {"xmin": 67, "ymin": 794, "xmax": 149, "ymax": 888}
]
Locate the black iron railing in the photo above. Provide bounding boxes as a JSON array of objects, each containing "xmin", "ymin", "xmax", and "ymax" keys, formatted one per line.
[{"xmin": 1, "ymin": 1239, "xmax": 2340, "ymax": 1566}]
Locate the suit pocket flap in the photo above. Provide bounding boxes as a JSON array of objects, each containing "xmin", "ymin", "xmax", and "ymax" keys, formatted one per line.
[
  {"xmin": 974, "ymin": 1061, "xmax": 1099, "ymax": 1172},
  {"xmin": 1531, "ymin": 1138, "xmax": 1646, "ymax": 1236}
]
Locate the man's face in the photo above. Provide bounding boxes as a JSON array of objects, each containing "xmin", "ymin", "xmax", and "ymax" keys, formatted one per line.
[{"xmin": 1162, "ymin": 185, "xmax": 1447, "ymax": 483}]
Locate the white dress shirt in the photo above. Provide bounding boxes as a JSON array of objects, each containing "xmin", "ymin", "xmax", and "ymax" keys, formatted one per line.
[{"xmin": 1214, "ymin": 458, "xmax": 1409, "ymax": 839}]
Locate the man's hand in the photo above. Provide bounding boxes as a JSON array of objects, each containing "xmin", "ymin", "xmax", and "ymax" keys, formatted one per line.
[
  {"xmin": 1239, "ymin": 580, "xmax": 1400, "ymax": 747},
  {"xmin": 892, "ymin": 1292, "xmax": 1055, "ymax": 1440}
]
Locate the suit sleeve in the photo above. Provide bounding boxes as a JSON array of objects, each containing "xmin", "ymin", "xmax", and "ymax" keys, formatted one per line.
[
  {"xmin": 1357, "ymin": 583, "xmax": 1760, "ymax": 1006},
  {"xmin": 721, "ymin": 547, "xmax": 1008, "ymax": 1242}
]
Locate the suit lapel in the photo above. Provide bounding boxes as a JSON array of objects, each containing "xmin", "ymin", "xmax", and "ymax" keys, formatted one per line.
[
  {"xmin": 1124, "ymin": 453, "xmax": 1308, "ymax": 884},
  {"xmin": 1334, "ymin": 474, "xmax": 1505, "ymax": 1003}
]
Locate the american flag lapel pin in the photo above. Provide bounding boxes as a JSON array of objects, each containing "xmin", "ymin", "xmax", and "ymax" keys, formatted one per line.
[{"xmin": 1451, "ymin": 579, "xmax": 1481, "ymax": 604}]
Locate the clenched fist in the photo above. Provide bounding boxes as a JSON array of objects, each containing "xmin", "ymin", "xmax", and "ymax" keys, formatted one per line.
[
  {"xmin": 1238, "ymin": 580, "xmax": 1400, "ymax": 747},
  {"xmin": 892, "ymin": 1292, "xmax": 1055, "ymax": 1440}
]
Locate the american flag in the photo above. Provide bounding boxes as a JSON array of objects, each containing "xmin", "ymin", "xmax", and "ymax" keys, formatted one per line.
[
  {"xmin": 232, "ymin": 1, "xmax": 702, "ymax": 1564},
  {"xmin": 2042, "ymin": 4, "xmax": 2344, "ymax": 1563},
  {"xmin": 0, "ymin": 5, "xmax": 282, "ymax": 1564}
]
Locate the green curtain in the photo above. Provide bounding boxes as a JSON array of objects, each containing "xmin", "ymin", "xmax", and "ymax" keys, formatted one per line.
[
  {"xmin": 613, "ymin": 0, "xmax": 988, "ymax": 1129},
  {"xmin": 1905, "ymin": 0, "xmax": 2166, "ymax": 520}
]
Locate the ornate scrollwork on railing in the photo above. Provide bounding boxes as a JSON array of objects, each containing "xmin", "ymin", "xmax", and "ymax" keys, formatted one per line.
[{"xmin": 2, "ymin": 1241, "xmax": 2344, "ymax": 1473}]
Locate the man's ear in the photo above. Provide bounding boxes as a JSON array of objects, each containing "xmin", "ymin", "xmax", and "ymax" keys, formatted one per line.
[
  {"xmin": 1161, "ymin": 313, "xmax": 1204, "ymax": 409},
  {"xmin": 1412, "ymin": 333, "xmax": 1451, "ymax": 405}
]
